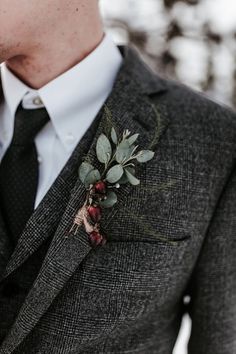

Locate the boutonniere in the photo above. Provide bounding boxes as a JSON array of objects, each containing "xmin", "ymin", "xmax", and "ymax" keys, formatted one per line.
[{"xmin": 69, "ymin": 127, "xmax": 154, "ymax": 247}]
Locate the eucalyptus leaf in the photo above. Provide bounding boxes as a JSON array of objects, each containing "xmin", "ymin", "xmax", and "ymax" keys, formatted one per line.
[
  {"xmin": 96, "ymin": 133, "xmax": 112, "ymax": 164},
  {"xmin": 125, "ymin": 168, "xmax": 140, "ymax": 186},
  {"xmin": 106, "ymin": 164, "xmax": 124, "ymax": 183},
  {"xmin": 117, "ymin": 173, "xmax": 128, "ymax": 184},
  {"xmin": 111, "ymin": 127, "xmax": 118, "ymax": 144},
  {"xmin": 126, "ymin": 167, "xmax": 135, "ymax": 174},
  {"xmin": 84, "ymin": 169, "xmax": 101, "ymax": 187},
  {"xmin": 117, "ymin": 167, "xmax": 135, "ymax": 184},
  {"xmin": 116, "ymin": 140, "xmax": 132, "ymax": 163},
  {"xmin": 79, "ymin": 162, "xmax": 95, "ymax": 183},
  {"xmin": 100, "ymin": 191, "xmax": 118, "ymax": 208},
  {"xmin": 136, "ymin": 150, "xmax": 155, "ymax": 163},
  {"xmin": 128, "ymin": 133, "xmax": 139, "ymax": 145}
]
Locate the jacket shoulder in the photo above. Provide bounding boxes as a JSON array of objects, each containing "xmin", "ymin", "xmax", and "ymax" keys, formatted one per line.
[{"xmin": 149, "ymin": 76, "xmax": 236, "ymax": 148}]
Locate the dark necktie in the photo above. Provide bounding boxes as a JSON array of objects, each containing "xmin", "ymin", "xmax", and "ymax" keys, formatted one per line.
[{"xmin": 0, "ymin": 103, "xmax": 50, "ymax": 245}]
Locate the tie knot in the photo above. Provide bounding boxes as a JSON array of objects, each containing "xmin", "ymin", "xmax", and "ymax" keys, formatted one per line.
[{"xmin": 11, "ymin": 103, "xmax": 50, "ymax": 145}]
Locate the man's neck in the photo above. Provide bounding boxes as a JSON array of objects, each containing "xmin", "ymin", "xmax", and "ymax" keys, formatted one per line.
[{"xmin": 6, "ymin": 26, "xmax": 104, "ymax": 90}]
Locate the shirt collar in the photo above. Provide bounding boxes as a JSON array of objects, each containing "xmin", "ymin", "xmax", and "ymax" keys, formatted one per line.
[
  {"xmin": 1, "ymin": 33, "xmax": 123, "ymax": 152},
  {"xmin": 1, "ymin": 62, "xmax": 32, "ymax": 117}
]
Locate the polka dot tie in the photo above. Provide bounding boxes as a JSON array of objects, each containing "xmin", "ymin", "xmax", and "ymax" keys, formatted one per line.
[{"xmin": 0, "ymin": 102, "xmax": 50, "ymax": 245}]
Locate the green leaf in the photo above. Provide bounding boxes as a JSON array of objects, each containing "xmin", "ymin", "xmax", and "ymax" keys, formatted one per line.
[
  {"xmin": 117, "ymin": 173, "xmax": 128, "ymax": 184},
  {"xmin": 136, "ymin": 150, "xmax": 155, "ymax": 163},
  {"xmin": 96, "ymin": 133, "xmax": 112, "ymax": 164},
  {"xmin": 111, "ymin": 127, "xmax": 118, "ymax": 144},
  {"xmin": 116, "ymin": 140, "xmax": 132, "ymax": 163},
  {"xmin": 99, "ymin": 191, "xmax": 118, "ymax": 208},
  {"xmin": 106, "ymin": 164, "xmax": 124, "ymax": 183},
  {"xmin": 84, "ymin": 169, "xmax": 101, "ymax": 187},
  {"xmin": 125, "ymin": 168, "xmax": 140, "ymax": 186},
  {"xmin": 79, "ymin": 162, "xmax": 95, "ymax": 183},
  {"xmin": 128, "ymin": 133, "xmax": 139, "ymax": 145},
  {"xmin": 126, "ymin": 167, "xmax": 135, "ymax": 174},
  {"xmin": 117, "ymin": 167, "xmax": 135, "ymax": 184}
]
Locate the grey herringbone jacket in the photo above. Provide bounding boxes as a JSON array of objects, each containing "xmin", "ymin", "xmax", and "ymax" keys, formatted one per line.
[{"xmin": 0, "ymin": 46, "xmax": 236, "ymax": 354}]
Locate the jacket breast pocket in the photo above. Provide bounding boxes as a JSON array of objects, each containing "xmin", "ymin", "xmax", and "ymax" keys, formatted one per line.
[
  {"xmin": 39, "ymin": 239, "xmax": 189, "ymax": 348},
  {"xmin": 79, "ymin": 239, "xmax": 188, "ymax": 292},
  {"xmin": 69, "ymin": 240, "xmax": 187, "ymax": 332}
]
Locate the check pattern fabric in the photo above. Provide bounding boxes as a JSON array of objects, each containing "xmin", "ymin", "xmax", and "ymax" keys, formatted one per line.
[{"xmin": 0, "ymin": 46, "xmax": 235, "ymax": 354}]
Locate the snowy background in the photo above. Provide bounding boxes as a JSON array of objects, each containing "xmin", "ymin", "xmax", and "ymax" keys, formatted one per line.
[
  {"xmin": 99, "ymin": 1, "xmax": 236, "ymax": 353},
  {"xmin": 100, "ymin": 0, "xmax": 236, "ymax": 108}
]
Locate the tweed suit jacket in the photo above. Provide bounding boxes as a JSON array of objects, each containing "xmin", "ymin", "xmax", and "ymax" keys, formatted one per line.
[{"xmin": 0, "ymin": 45, "xmax": 236, "ymax": 354}]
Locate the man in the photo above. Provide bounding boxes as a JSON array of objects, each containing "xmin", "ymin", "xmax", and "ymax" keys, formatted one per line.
[{"xmin": 0, "ymin": 1, "xmax": 235, "ymax": 353}]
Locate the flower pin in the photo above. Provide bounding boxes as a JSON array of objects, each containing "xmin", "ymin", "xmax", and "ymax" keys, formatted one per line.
[{"xmin": 68, "ymin": 127, "xmax": 154, "ymax": 247}]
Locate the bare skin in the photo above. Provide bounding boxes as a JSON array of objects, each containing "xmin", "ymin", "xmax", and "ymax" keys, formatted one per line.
[{"xmin": 0, "ymin": 0, "xmax": 104, "ymax": 89}]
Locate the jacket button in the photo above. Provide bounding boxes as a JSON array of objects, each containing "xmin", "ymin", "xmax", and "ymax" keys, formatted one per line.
[{"xmin": 1, "ymin": 282, "xmax": 21, "ymax": 297}]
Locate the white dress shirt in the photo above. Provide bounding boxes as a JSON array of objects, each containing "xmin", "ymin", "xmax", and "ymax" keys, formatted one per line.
[{"xmin": 0, "ymin": 33, "xmax": 123, "ymax": 209}]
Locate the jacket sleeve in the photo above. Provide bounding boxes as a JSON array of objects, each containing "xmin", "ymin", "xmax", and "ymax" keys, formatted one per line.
[{"xmin": 187, "ymin": 163, "xmax": 236, "ymax": 354}]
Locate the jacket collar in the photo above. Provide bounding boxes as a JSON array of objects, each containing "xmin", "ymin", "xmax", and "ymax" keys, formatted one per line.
[{"xmin": 0, "ymin": 45, "xmax": 169, "ymax": 353}]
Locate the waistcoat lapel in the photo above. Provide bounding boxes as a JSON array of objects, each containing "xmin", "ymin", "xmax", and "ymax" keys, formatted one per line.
[{"xmin": 0, "ymin": 46, "xmax": 170, "ymax": 354}]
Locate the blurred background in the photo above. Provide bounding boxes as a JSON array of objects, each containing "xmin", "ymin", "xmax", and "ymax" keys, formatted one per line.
[
  {"xmin": 99, "ymin": 0, "xmax": 236, "ymax": 352},
  {"xmin": 100, "ymin": 0, "xmax": 236, "ymax": 109}
]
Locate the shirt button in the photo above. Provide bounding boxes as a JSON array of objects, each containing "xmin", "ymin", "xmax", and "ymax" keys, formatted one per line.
[
  {"xmin": 65, "ymin": 133, "xmax": 75, "ymax": 144},
  {"xmin": 33, "ymin": 97, "xmax": 43, "ymax": 106}
]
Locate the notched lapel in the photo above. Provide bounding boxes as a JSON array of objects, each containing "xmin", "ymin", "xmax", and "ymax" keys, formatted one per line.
[{"xmin": 0, "ymin": 46, "xmax": 170, "ymax": 353}]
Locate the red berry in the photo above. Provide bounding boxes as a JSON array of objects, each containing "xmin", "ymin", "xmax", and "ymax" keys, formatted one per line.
[
  {"xmin": 88, "ymin": 205, "xmax": 102, "ymax": 223},
  {"xmin": 89, "ymin": 231, "xmax": 103, "ymax": 246},
  {"xmin": 94, "ymin": 181, "xmax": 107, "ymax": 194}
]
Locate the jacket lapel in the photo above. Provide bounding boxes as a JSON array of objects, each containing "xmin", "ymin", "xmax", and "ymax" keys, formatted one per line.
[{"xmin": 0, "ymin": 46, "xmax": 169, "ymax": 353}]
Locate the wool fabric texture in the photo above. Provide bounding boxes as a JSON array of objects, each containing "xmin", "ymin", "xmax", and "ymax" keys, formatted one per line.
[{"xmin": 0, "ymin": 46, "xmax": 235, "ymax": 354}]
